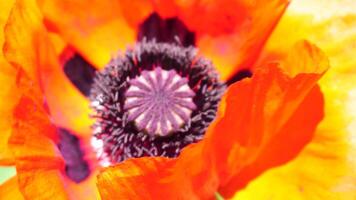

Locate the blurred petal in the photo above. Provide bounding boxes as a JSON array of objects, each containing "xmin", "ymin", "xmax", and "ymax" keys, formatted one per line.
[
  {"xmin": 10, "ymin": 70, "xmax": 99, "ymax": 200},
  {"xmin": 152, "ymin": 0, "xmax": 290, "ymax": 80},
  {"xmin": 0, "ymin": 176, "xmax": 24, "ymax": 200},
  {"xmin": 0, "ymin": 0, "xmax": 17, "ymax": 165},
  {"xmin": 4, "ymin": 0, "xmax": 93, "ymax": 136},
  {"xmin": 159, "ymin": 0, "xmax": 289, "ymax": 80},
  {"xmin": 37, "ymin": 0, "xmax": 136, "ymax": 68},
  {"xmin": 235, "ymin": 1, "xmax": 356, "ymax": 199},
  {"xmin": 37, "ymin": 37, "xmax": 94, "ymax": 136},
  {"xmin": 9, "ymin": 70, "xmax": 69, "ymax": 199},
  {"xmin": 117, "ymin": 0, "xmax": 153, "ymax": 29},
  {"xmin": 38, "ymin": 0, "xmax": 289, "ymax": 79},
  {"xmin": 97, "ymin": 40, "xmax": 327, "ymax": 199},
  {"xmin": 65, "ymin": 171, "xmax": 101, "ymax": 200},
  {"xmin": 48, "ymin": 32, "xmax": 67, "ymax": 58}
]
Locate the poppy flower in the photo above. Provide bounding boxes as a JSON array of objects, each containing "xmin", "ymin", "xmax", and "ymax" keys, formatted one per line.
[{"xmin": 0, "ymin": 0, "xmax": 349, "ymax": 199}]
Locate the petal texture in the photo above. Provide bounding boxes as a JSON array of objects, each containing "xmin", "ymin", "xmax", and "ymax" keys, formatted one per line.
[
  {"xmin": 8, "ymin": 70, "xmax": 101, "ymax": 200},
  {"xmin": 37, "ymin": 0, "xmax": 136, "ymax": 68},
  {"xmin": 9, "ymin": 70, "xmax": 69, "ymax": 200},
  {"xmin": 235, "ymin": 1, "xmax": 356, "ymax": 199},
  {"xmin": 38, "ymin": 0, "xmax": 289, "ymax": 79},
  {"xmin": 4, "ymin": 0, "xmax": 93, "ymax": 135},
  {"xmin": 152, "ymin": 0, "xmax": 290, "ymax": 80},
  {"xmin": 0, "ymin": 0, "xmax": 17, "ymax": 165},
  {"xmin": 0, "ymin": 176, "xmax": 24, "ymax": 200},
  {"xmin": 192, "ymin": 0, "xmax": 290, "ymax": 80}
]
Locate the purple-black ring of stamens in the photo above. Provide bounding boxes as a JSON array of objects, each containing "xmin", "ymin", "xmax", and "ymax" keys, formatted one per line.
[{"xmin": 90, "ymin": 40, "xmax": 226, "ymax": 163}]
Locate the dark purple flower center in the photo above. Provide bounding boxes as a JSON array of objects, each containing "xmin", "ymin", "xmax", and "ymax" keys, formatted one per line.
[
  {"xmin": 60, "ymin": 13, "xmax": 256, "ymax": 179},
  {"xmin": 90, "ymin": 41, "xmax": 226, "ymax": 164},
  {"xmin": 57, "ymin": 128, "xmax": 90, "ymax": 183}
]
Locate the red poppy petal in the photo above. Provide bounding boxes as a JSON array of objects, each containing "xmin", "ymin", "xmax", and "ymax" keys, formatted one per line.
[
  {"xmin": 37, "ymin": 0, "xmax": 136, "ymax": 69},
  {"xmin": 153, "ymin": 0, "xmax": 290, "ymax": 80},
  {"xmin": 211, "ymin": 42, "xmax": 327, "ymax": 197},
  {"xmin": 235, "ymin": 4, "xmax": 356, "ymax": 198},
  {"xmin": 218, "ymin": 84, "xmax": 324, "ymax": 196},
  {"xmin": 97, "ymin": 40, "xmax": 327, "ymax": 199},
  {"xmin": 11, "ymin": 69, "xmax": 100, "ymax": 200},
  {"xmin": 98, "ymin": 157, "xmax": 180, "ymax": 200},
  {"xmin": 0, "ymin": 0, "xmax": 18, "ymax": 165},
  {"xmin": 9, "ymin": 73, "xmax": 70, "ymax": 199},
  {"xmin": 150, "ymin": 0, "xmax": 178, "ymax": 18},
  {"xmin": 4, "ymin": 0, "xmax": 93, "ymax": 136},
  {"xmin": 0, "ymin": 176, "xmax": 24, "ymax": 200}
]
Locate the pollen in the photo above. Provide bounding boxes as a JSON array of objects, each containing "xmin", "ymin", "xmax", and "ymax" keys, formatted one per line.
[{"xmin": 125, "ymin": 67, "xmax": 196, "ymax": 136}]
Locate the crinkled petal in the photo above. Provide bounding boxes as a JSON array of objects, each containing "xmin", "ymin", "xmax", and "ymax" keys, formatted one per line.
[
  {"xmin": 234, "ymin": 2, "xmax": 356, "ymax": 199},
  {"xmin": 0, "ymin": 69, "xmax": 19, "ymax": 166},
  {"xmin": 0, "ymin": 176, "xmax": 24, "ymax": 200},
  {"xmin": 9, "ymin": 71, "xmax": 69, "ymax": 200},
  {"xmin": 38, "ymin": 0, "xmax": 289, "ymax": 79},
  {"xmin": 153, "ymin": 0, "xmax": 290, "ymax": 80},
  {"xmin": 8, "ymin": 64, "xmax": 100, "ymax": 199},
  {"xmin": 97, "ymin": 40, "xmax": 327, "ymax": 199},
  {"xmin": 212, "ymin": 62, "xmax": 325, "ymax": 196},
  {"xmin": 4, "ymin": 0, "xmax": 93, "ymax": 136},
  {"xmin": 0, "ymin": 0, "xmax": 18, "ymax": 165},
  {"xmin": 37, "ymin": 0, "xmax": 137, "ymax": 68},
  {"xmin": 98, "ymin": 157, "xmax": 180, "ymax": 200},
  {"xmin": 151, "ymin": 0, "xmax": 290, "ymax": 80}
]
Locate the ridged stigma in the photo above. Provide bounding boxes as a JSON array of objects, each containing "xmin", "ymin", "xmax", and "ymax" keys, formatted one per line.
[{"xmin": 124, "ymin": 67, "xmax": 196, "ymax": 137}]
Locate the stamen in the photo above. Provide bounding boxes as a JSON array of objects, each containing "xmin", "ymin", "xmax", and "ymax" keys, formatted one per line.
[
  {"xmin": 90, "ymin": 40, "xmax": 226, "ymax": 164},
  {"xmin": 125, "ymin": 67, "xmax": 196, "ymax": 136}
]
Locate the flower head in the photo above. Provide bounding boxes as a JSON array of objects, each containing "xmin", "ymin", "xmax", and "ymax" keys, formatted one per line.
[{"xmin": 0, "ymin": 0, "xmax": 353, "ymax": 199}]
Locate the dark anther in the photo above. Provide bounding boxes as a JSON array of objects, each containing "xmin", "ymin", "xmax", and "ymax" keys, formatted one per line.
[
  {"xmin": 57, "ymin": 128, "xmax": 90, "ymax": 183},
  {"xmin": 64, "ymin": 53, "xmax": 97, "ymax": 96},
  {"xmin": 90, "ymin": 40, "xmax": 225, "ymax": 164},
  {"xmin": 138, "ymin": 13, "xmax": 196, "ymax": 47},
  {"xmin": 226, "ymin": 69, "xmax": 252, "ymax": 86}
]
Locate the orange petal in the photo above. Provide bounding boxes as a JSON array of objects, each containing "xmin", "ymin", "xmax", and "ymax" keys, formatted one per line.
[
  {"xmin": 0, "ymin": 0, "xmax": 20, "ymax": 165},
  {"xmin": 48, "ymin": 32, "xmax": 67, "ymax": 58},
  {"xmin": 9, "ymin": 73, "xmax": 69, "ymax": 199},
  {"xmin": 97, "ymin": 157, "xmax": 187, "ymax": 200},
  {"xmin": 4, "ymin": 0, "xmax": 93, "ymax": 136},
  {"xmin": 234, "ymin": 2, "xmax": 356, "ymax": 199},
  {"xmin": 97, "ymin": 41, "xmax": 327, "ymax": 199},
  {"xmin": 152, "ymin": 0, "xmax": 290, "ymax": 80},
  {"xmin": 10, "ymin": 69, "xmax": 100, "ymax": 200},
  {"xmin": 37, "ymin": 0, "xmax": 136, "ymax": 68},
  {"xmin": 214, "ymin": 41, "xmax": 327, "ymax": 196},
  {"xmin": 0, "ymin": 176, "xmax": 24, "ymax": 200},
  {"xmin": 36, "ymin": 32, "xmax": 94, "ymax": 136},
  {"xmin": 0, "ymin": 0, "xmax": 14, "ymax": 47},
  {"xmin": 65, "ymin": 170, "xmax": 101, "ymax": 200},
  {"xmin": 117, "ymin": 0, "xmax": 153, "ymax": 29},
  {"xmin": 3, "ymin": 0, "xmax": 44, "ymax": 81},
  {"xmin": 0, "ymin": 68, "xmax": 21, "ymax": 165}
]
